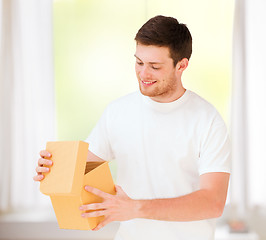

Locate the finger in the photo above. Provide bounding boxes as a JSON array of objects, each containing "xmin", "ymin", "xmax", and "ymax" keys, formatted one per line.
[
  {"xmin": 38, "ymin": 158, "xmax": 53, "ymax": 167},
  {"xmin": 33, "ymin": 174, "xmax": 44, "ymax": 181},
  {"xmin": 93, "ymin": 217, "xmax": 112, "ymax": 231},
  {"xmin": 39, "ymin": 150, "xmax": 52, "ymax": 158},
  {"xmin": 84, "ymin": 186, "xmax": 111, "ymax": 199},
  {"xmin": 81, "ymin": 210, "xmax": 106, "ymax": 218},
  {"xmin": 80, "ymin": 203, "xmax": 104, "ymax": 211},
  {"xmin": 36, "ymin": 166, "xmax": 50, "ymax": 174}
]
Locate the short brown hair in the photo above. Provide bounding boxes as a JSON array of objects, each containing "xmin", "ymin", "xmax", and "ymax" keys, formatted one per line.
[{"xmin": 135, "ymin": 15, "xmax": 192, "ymax": 66}]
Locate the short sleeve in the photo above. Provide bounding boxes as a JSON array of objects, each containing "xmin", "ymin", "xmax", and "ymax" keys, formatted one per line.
[
  {"xmin": 198, "ymin": 112, "xmax": 231, "ymax": 175},
  {"xmin": 85, "ymin": 107, "xmax": 115, "ymax": 161}
]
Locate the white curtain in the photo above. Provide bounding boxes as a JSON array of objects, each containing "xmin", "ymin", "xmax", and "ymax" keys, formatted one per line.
[
  {"xmin": 0, "ymin": 0, "xmax": 55, "ymax": 212},
  {"xmin": 231, "ymin": 0, "xmax": 266, "ymax": 218}
]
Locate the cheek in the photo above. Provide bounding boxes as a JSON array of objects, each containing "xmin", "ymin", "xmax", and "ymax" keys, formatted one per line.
[
  {"xmin": 135, "ymin": 62, "xmax": 141, "ymax": 71},
  {"xmin": 135, "ymin": 70, "xmax": 140, "ymax": 79},
  {"xmin": 153, "ymin": 71, "xmax": 164, "ymax": 81},
  {"xmin": 135, "ymin": 66, "xmax": 145, "ymax": 80},
  {"xmin": 135, "ymin": 65, "xmax": 140, "ymax": 76}
]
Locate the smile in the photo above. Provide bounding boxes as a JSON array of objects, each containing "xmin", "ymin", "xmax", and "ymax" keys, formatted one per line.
[{"xmin": 141, "ymin": 80, "xmax": 157, "ymax": 86}]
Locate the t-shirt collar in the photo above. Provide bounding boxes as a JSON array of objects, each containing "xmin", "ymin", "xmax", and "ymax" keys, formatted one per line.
[{"xmin": 141, "ymin": 89, "xmax": 191, "ymax": 112}]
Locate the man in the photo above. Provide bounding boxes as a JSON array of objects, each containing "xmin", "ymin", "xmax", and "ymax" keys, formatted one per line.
[{"xmin": 34, "ymin": 15, "xmax": 231, "ymax": 240}]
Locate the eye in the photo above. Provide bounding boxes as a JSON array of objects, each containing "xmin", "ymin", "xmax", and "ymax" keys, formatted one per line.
[
  {"xmin": 136, "ymin": 61, "xmax": 143, "ymax": 66},
  {"xmin": 152, "ymin": 66, "xmax": 160, "ymax": 70}
]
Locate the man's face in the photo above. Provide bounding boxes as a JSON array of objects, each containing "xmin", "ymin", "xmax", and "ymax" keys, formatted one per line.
[{"xmin": 134, "ymin": 44, "xmax": 182, "ymax": 103}]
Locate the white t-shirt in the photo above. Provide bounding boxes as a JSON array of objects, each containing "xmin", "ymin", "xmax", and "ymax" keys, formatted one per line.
[{"xmin": 86, "ymin": 90, "xmax": 231, "ymax": 240}]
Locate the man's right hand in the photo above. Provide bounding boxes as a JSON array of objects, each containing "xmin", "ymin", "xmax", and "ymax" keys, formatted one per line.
[{"xmin": 33, "ymin": 150, "xmax": 53, "ymax": 181}]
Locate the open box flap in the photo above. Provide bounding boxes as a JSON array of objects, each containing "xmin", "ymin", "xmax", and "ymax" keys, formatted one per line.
[{"xmin": 82, "ymin": 161, "xmax": 116, "ymax": 201}]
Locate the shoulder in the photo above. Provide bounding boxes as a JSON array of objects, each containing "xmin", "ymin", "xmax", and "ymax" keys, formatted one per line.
[
  {"xmin": 107, "ymin": 91, "xmax": 141, "ymax": 110},
  {"xmin": 187, "ymin": 91, "xmax": 216, "ymax": 112},
  {"xmin": 187, "ymin": 91, "xmax": 220, "ymax": 115},
  {"xmin": 111, "ymin": 91, "xmax": 140, "ymax": 103},
  {"xmin": 103, "ymin": 91, "xmax": 141, "ymax": 118},
  {"xmin": 186, "ymin": 90, "xmax": 226, "ymax": 127}
]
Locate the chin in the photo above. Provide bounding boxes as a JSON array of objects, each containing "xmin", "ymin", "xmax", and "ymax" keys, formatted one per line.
[{"xmin": 139, "ymin": 88, "xmax": 157, "ymax": 97}]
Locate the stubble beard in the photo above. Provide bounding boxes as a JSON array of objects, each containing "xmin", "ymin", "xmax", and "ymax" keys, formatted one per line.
[{"xmin": 138, "ymin": 78, "xmax": 178, "ymax": 99}]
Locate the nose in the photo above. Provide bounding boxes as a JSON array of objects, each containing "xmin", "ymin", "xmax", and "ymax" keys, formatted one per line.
[{"xmin": 139, "ymin": 66, "xmax": 152, "ymax": 80}]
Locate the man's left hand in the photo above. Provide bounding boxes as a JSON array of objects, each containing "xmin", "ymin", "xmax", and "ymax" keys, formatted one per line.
[{"xmin": 80, "ymin": 185, "xmax": 140, "ymax": 231}]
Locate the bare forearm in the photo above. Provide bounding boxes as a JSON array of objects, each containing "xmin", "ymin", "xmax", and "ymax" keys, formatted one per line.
[
  {"xmin": 135, "ymin": 189, "xmax": 225, "ymax": 222},
  {"xmin": 81, "ymin": 173, "xmax": 229, "ymax": 230}
]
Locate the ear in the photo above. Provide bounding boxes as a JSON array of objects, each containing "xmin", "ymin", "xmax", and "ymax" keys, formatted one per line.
[{"xmin": 176, "ymin": 58, "xmax": 189, "ymax": 72}]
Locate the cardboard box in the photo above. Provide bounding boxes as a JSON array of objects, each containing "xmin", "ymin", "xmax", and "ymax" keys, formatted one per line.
[{"xmin": 40, "ymin": 141, "xmax": 115, "ymax": 230}]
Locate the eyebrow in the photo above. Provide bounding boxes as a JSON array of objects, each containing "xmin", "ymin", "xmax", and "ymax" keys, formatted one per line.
[{"xmin": 134, "ymin": 54, "xmax": 164, "ymax": 65}]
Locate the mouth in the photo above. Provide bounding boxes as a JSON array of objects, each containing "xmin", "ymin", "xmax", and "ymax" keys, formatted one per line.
[{"xmin": 141, "ymin": 80, "xmax": 157, "ymax": 86}]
